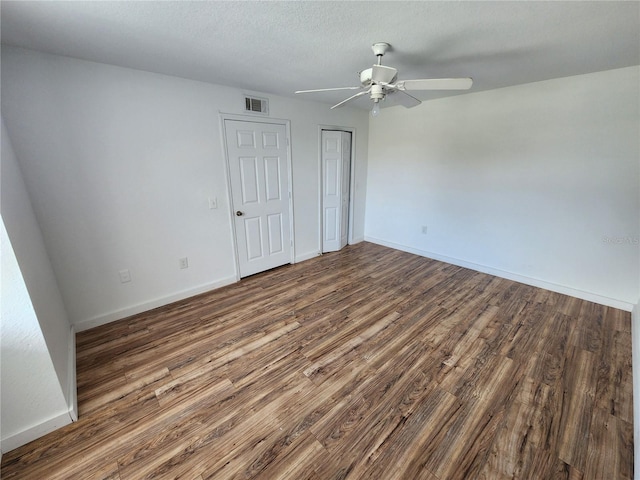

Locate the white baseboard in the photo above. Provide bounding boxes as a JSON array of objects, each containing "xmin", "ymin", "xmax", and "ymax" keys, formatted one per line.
[
  {"xmin": 296, "ymin": 239, "xmax": 365, "ymax": 264},
  {"xmin": 68, "ymin": 325, "xmax": 78, "ymax": 421},
  {"xmin": 364, "ymin": 236, "xmax": 634, "ymax": 312},
  {"xmin": 74, "ymin": 276, "xmax": 237, "ymax": 332},
  {"xmin": 1, "ymin": 410, "xmax": 72, "ymax": 454},
  {"xmin": 295, "ymin": 251, "xmax": 322, "ymax": 263}
]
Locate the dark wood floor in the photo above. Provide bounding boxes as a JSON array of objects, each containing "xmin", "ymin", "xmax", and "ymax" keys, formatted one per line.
[{"xmin": 1, "ymin": 242, "xmax": 633, "ymax": 479}]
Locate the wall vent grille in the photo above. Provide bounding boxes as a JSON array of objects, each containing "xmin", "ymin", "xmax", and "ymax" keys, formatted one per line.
[{"xmin": 244, "ymin": 96, "xmax": 269, "ymax": 115}]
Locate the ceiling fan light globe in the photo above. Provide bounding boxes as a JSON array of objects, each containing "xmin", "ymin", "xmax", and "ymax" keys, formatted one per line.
[{"xmin": 371, "ymin": 101, "xmax": 381, "ymax": 117}]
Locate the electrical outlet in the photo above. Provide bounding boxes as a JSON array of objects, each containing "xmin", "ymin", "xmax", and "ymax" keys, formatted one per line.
[
  {"xmin": 421, "ymin": 225, "xmax": 428, "ymax": 234},
  {"xmin": 179, "ymin": 257, "xmax": 189, "ymax": 269},
  {"xmin": 208, "ymin": 197, "xmax": 217, "ymax": 209},
  {"xmin": 119, "ymin": 269, "xmax": 131, "ymax": 283}
]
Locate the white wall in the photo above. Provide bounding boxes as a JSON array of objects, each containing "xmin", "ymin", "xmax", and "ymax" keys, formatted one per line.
[
  {"xmin": 365, "ymin": 66, "xmax": 640, "ymax": 309},
  {"xmin": 1, "ymin": 222, "xmax": 71, "ymax": 453},
  {"xmin": 0, "ymin": 47, "xmax": 369, "ymax": 330},
  {"xmin": 1, "ymin": 118, "xmax": 74, "ymax": 452}
]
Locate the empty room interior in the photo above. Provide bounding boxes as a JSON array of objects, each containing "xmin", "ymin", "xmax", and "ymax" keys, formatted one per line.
[{"xmin": 1, "ymin": 2, "xmax": 639, "ymax": 479}]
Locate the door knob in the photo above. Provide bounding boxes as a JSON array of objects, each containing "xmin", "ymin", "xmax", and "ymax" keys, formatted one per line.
[{"xmin": 236, "ymin": 211, "xmax": 244, "ymax": 216}]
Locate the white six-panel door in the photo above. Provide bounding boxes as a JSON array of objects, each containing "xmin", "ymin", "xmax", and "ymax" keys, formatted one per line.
[
  {"xmin": 224, "ymin": 119, "xmax": 292, "ymax": 277},
  {"xmin": 322, "ymin": 130, "xmax": 351, "ymax": 253}
]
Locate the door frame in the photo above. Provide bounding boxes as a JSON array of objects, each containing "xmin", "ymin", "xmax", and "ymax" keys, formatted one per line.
[
  {"xmin": 220, "ymin": 113, "xmax": 295, "ymax": 281},
  {"xmin": 318, "ymin": 125, "xmax": 357, "ymax": 254}
]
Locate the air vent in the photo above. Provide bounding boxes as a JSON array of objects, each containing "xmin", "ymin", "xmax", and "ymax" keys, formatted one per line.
[{"xmin": 244, "ymin": 95, "xmax": 269, "ymax": 115}]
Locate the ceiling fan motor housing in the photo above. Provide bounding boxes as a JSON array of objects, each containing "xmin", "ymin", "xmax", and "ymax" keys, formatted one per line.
[{"xmin": 359, "ymin": 67, "xmax": 398, "ymax": 87}]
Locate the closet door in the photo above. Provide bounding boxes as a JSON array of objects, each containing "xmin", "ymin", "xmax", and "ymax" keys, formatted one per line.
[{"xmin": 322, "ymin": 130, "xmax": 351, "ymax": 253}]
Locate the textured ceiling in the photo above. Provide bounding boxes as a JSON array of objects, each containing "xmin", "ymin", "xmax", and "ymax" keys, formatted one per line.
[{"xmin": 1, "ymin": 1, "xmax": 639, "ymax": 110}]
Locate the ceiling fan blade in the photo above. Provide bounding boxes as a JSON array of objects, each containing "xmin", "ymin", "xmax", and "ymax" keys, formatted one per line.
[
  {"xmin": 330, "ymin": 90, "xmax": 369, "ymax": 109},
  {"xmin": 385, "ymin": 89, "xmax": 422, "ymax": 109},
  {"xmin": 371, "ymin": 65, "xmax": 398, "ymax": 84},
  {"xmin": 295, "ymin": 86, "xmax": 361, "ymax": 94},
  {"xmin": 396, "ymin": 78, "xmax": 473, "ymax": 91}
]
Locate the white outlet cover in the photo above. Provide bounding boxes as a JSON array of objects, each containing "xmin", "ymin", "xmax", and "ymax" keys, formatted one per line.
[{"xmin": 119, "ymin": 269, "xmax": 131, "ymax": 283}]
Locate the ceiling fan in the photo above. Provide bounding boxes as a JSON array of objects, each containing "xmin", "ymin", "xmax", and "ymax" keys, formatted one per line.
[{"xmin": 295, "ymin": 42, "xmax": 473, "ymax": 116}]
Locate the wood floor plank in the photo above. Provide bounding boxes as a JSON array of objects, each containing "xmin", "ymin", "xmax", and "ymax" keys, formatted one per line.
[
  {"xmin": 584, "ymin": 407, "xmax": 633, "ymax": 480},
  {"xmin": 81, "ymin": 367, "xmax": 170, "ymax": 415},
  {"xmin": 557, "ymin": 346, "xmax": 598, "ymax": 471},
  {"xmin": 127, "ymin": 373, "xmax": 315, "ymax": 479},
  {"xmin": 595, "ymin": 327, "xmax": 633, "ymax": 423},
  {"xmin": 352, "ymin": 387, "xmax": 461, "ymax": 480},
  {"xmin": 603, "ymin": 306, "xmax": 632, "ymax": 333},
  {"xmin": 424, "ymin": 354, "xmax": 521, "ymax": 479},
  {"xmin": 160, "ymin": 320, "xmax": 301, "ymax": 392},
  {"xmin": 235, "ymin": 431, "xmax": 328, "ymax": 480},
  {"xmin": 2, "ymin": 242, "xmax": 632, "ymax": 480},
  {"xmin": 302, "ymin": 311, "xmax": 400, "ymax": 377}
]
